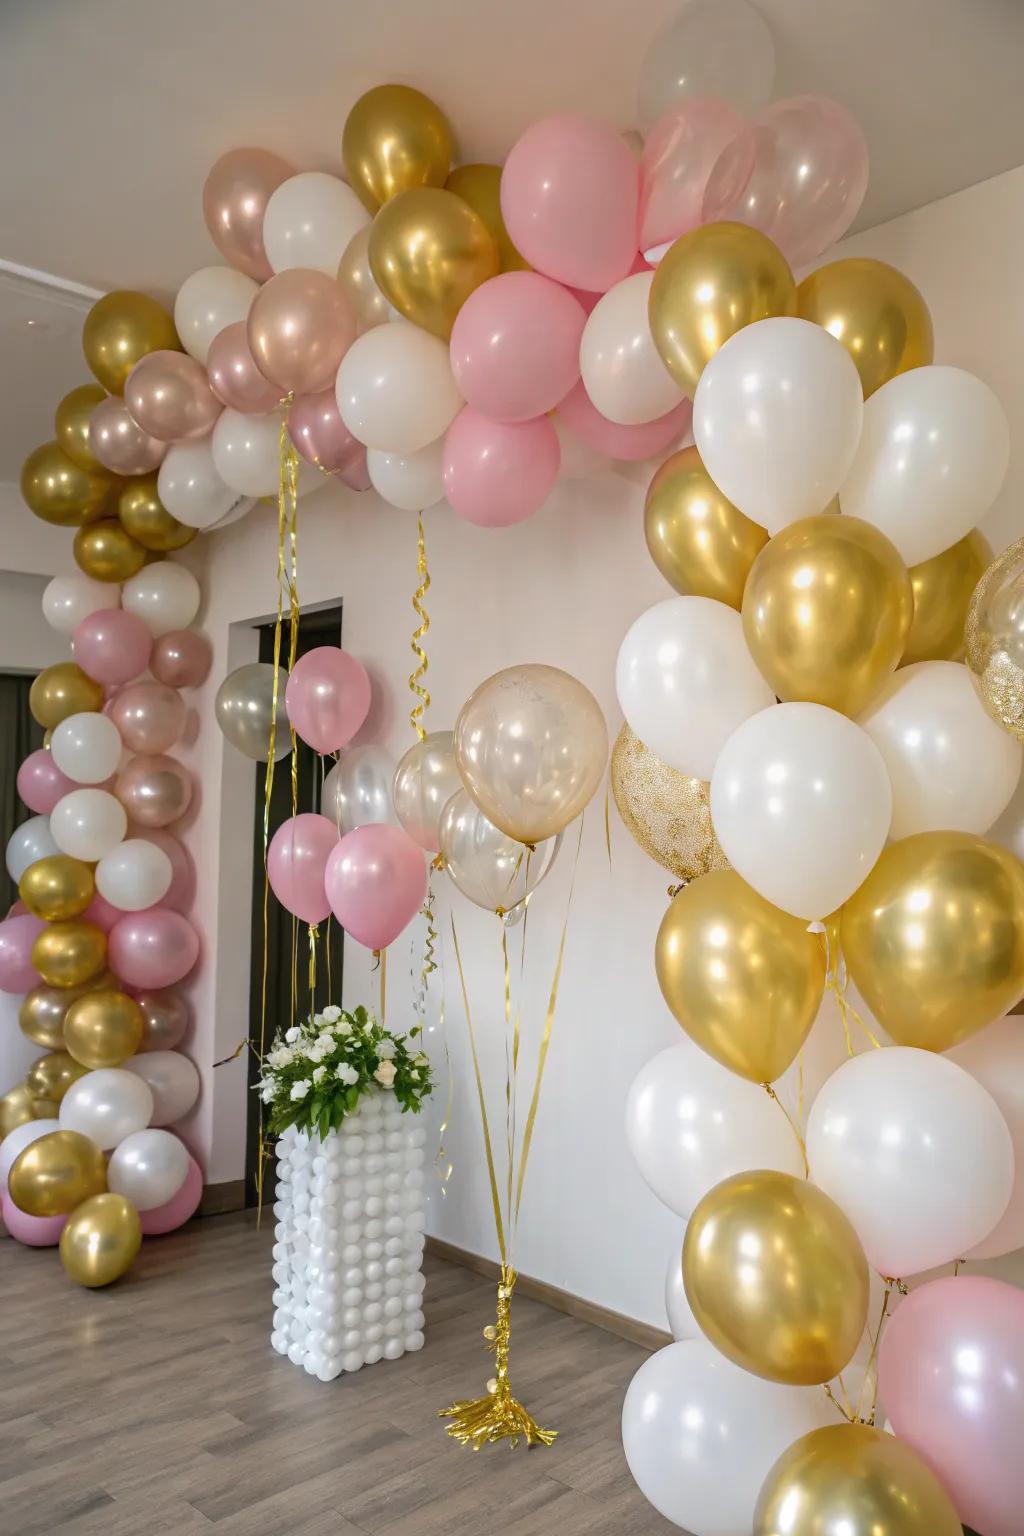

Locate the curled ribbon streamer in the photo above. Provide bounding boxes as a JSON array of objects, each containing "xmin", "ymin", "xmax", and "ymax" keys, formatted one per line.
[{"xmin": 409, "ymin": 510, "xmax": 431, "ymax": 740}]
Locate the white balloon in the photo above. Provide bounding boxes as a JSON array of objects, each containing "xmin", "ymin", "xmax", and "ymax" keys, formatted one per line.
[
  {"xmin": 579, "ymin": 271, "xmax": 685, "ymax": 426},
  {"xmin": 989, "ymin": 765, "xmax": 1024, "ymax": 863},
  {"xmin": 859, "ymin": 660, "xmax": 1022, "ymax": 838},
  {"xmin": 210, "ymin": 408, "xmax": 321, "ymax": 500},
  {"xmin": 159, "ymin": 436, "xmax": 253, "ymax": 530},
  {"xmin": 42, "ymin": 574, "xmax": 119, "ymax": 636},
  {"xmin": 263, "ymin": 172, "xmax": 369, "ymax": 275},
  {"xmin": 625, "ymin": 1039, "xmax": 804, "ymax": 1218},
  {"xmin": 622, "ymin": 1340, "xmax": 831, "ymax": 1536},
  {"xmin": 50, "ymin": 712, "xmax": 122, "ymax": 786},
  {"xmin": 616, "ymin": 596, "xmax": 774, "ymax": 780},
  {"xmin": 806, "ymin": 1046, "xmax": 1014, "ymax": 1276},
  {"xmin": 664, "ymin": 1236, "xmax": 698, "ymax": 1340},
  {"xmin": 50, "ymin": 788, "xmax": 127, "ymax": 862},
  {"xmin": 59, "ymin": 1067, "xmax": 154, "ymax": 1150},
  {"xmin": 366, "ymin": 442, "xmax": 445, "ymax": 511},
  {"xmin": 174, "ymin": 266, "xmax": 259, "ymax": 364},
  {"xmin": 336, "ymin": 324, "xmax": 463, "ymax": 454},
  {"xmin": 124, "ymin": 1051, "xmax": 200, "ymax": 1126},
  {"xmin": 711, "ymin": 702, "xmax": 892, "ymax": 919},
  {"xmin": 95, "ymin": 839, "xmax": 173, "ymax": 912},
  {"xmin": 840, "ymin": 366, "xmax": 1010, "ymax": 565},
  {"xmin": 321, "ymin": 745, "xmax": 397, "ymax": 834},
  {"xmin": 947, "ymin": 1016, "xmax": 1024, "ymax": 1259},
  {"xmin": 6, "ymin": 815, "xmax": 58, "ymax": 882},
  {"xmin": 637, "ymin": 0, "xmax": 775, "ymax": 127},
  {"xmin": 693, "ymin": 316, "xmax": 863, "ymax": 534},
  {"xmin": 107, "ymin": 1127, "xmax": 189, "ymax": 1210},
  {"xmin": 122, "ymin": 562, "xmax": 200, "ymax": 637},
  {"xmin": 0, "ymin": 1116, "xmax": 60, "ymax": 1188}
]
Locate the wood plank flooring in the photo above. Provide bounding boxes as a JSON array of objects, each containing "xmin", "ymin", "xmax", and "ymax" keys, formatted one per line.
[{"xmin": 0, "ymin": 1213, "xmax": 679, "ymax": 1535}]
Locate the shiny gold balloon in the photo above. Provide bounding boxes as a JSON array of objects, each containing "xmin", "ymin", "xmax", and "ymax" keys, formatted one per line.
[
  {"xmin": 31, "ymin": 920, "xmax": 107, "ymax": 990},
  {"xmin": 60, "ymin": 1193, "xmax": 141, "ymax": 1287},
  {"xmin": 19, "ymin": 974, "xmax": 116, "ymax": 1050},
  {"xmin": 337, "ymin": 226, "xmax": 391, "ymax": 331},
  {"xmin": 966, "ymin": 532, "xmax": 1024, "ymax": 741},
  {"xmin": 684, "ymin": 1170, "xmax": 869, "ymax": 1385},
  {"xmin": 342, "ymin": 83, "xmax": 453, "ymax": 212},
  {"xmin": 20, "ymin": 440, "xmax": 112, "ymax": 527},
  {"xmin": 82, "ymin": 289, "xmax": 180, "ymax": 395},
  {"xmin": 611, "ymin": 725, "xmax": 729, "ymax": 883},
  {"xmin": 29, "ymin": 662, "xmax": 104, "ymax": 729},
  {"xmin": 118, "ymin": 475, "xmax": 196, "ymax": 552},
  {"xmin": 644, "ymin": 446, "xmax": 768, "ymax": 607},
  {"xmin": 742, "ymin": 514, "xmax": 913, "ymax": 717},
  {"xmin": 0, "ymin": 1083, "xmax": 36, "ymax": 1140},
  {"xmin": 842, "ymin": 831, "xmax": 1024, "ymax": 1050},
  {"xmin": 63, "ymin": 990, "xmax": 144, "ymax": 1070},
  {"xmin": 369, "ymin": 187, "xmax": 499, "ymax": 339},
  {"xmin": 656, "ymin": 870, "xmax": 825, "ymax": 1081},
  {"xmin": 904, "ymin": 529, "xmax": 990, "ymax": 665},
  {"xmin": 753, "ymin": 1423, "xmax": 962, "ymax": 1536},
  {"xmin": 74, "ymin": 518, "xmax": 148, "ymax": 582},
  {"xmin": 25, "ymin": 1050, "xmax": 89, "ymax": 1113},
  {"xmin": 8, "ymin": 1129, "xmax": 106, "ymax": 1217},
  {"xmin": 54, "ymin": 383, "xmax": 108, "ymax": 472},
  {"xmin": 649, "ymin": 221, "xmax": 797, "ymax": 396},
  {"xmin": 19, "ymin": 855, "xmax": 95, "ymax": 922},
  {"xmin": 797, "ymin": 257, "xmax": 934, "ymax": 400},
  {"xmin": 446, "ymin": 163, "xmax": 530, "ymax": 273}
]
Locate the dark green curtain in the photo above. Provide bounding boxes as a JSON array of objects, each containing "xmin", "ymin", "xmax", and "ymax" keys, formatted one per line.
[{"xmin": 0, "ymin": 674, "xmax": 44, "ymax": 914}]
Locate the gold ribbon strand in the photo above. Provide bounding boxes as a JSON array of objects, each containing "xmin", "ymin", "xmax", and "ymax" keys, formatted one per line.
[{"xmin": 409, "ymin": 510, "xmax": 431, "ymax": 740}]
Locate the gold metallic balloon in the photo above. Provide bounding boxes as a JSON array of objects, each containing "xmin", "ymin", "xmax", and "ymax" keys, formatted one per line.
[
  {"xmin": 0, "ymin": 1083, "xmax": 36, "ymax": 1140},
  {"xmin": 842, "ymin": 831, "xmax": 1024, "ymax": 1050},
  {"xmin": 611, "ymin": 725, "xmax": 729, "ymax": 883},
  {"xmin": 118, "ymin": 475, "xmax": 196, "ymax": 552},
  {"xmin": 742, "ymin": 514, "xmax": 913, "ymax": 717},
  {"xmin": 966, "ymin": 532, "xmax": 1024, "ymax": 741},
  {"xmin": 446, "ymin": 163, "xmax": 529, "ymax": 273},
  {"xmin": 63, "ymin": 990, "xmax": 144, "ymax": 1070},
  {"xmin": 684, "ymin": 1170, "xmax": 869, "ymax": 1386},
  {"xmin": 19, "ymin": 974, "xmax": 116, "ymax": 1050},
  {"xmin": 644, "ymin": 446, "xmax": 768, "ymax": 607},
  {"xmin": 904, "ymin": 529, "xmax": 990, "ymax": 665},
  {"xmin": 342, "ymin": 83, "xmax": 454, "ymax": 212},
  {"xmin": 337, "ymin": 225, "xmax": 391, "ymax": 331},
  {"xmin": 74, "ymin": 518, "xmax": 148, "ymax": 583},
  {"xmin": 649, "ymin": 221, "xmax": 796, "ymax": 397},
  {"xmin": 797, "ymin": 257, "xmax": 934, "ymax": 400},
  {"xmin": 656, "ymin": 870, "xmax": 825, "ymax": 1081},
  {"xmin": 25, "ymin": 1050, "xmax": 89, "ymax": 1113},
  {"xmin": 31, "ymin": 920, "xmax": 107, "ymax": 990},
  {"xmin": 8, "ymin": 1129, "xmax": 106, "ymax": 1217},
  {"xmin": 60, "ymin": 1193, "xmax": 141, "ymax": 1287},
  {"xmin": 20, "ymin": 440, "xmax": 112, "ymax": 527},
  {"xmin": 54, "ymin": 383, "xmax": 108, "ymax": 472},
  {"xmin": 753, "ymin": 1423, "xmax": 962, "ymax": 1536},
  {"xmin": 82, "ymin": 289, "xmax": 180, "ymax": 396},
  {"xmin": 19, "ymin": 855, "xmax": 95, "ymax": 922},
  {"xmin": 369, "ymin": 187, "xmax": 499, "ymax": 339},
  {"xmin": 29, "ymin": 663, "xmax": 104, "ymax": 729}
]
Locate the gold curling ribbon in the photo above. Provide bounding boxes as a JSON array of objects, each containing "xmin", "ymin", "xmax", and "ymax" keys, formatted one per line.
[
  {"xmin": 762, "ymin": 1082, "xmax": 810, "ymax": 1178},
  {"xmin": 811, "ymin": 917, "xmax": 882, "ymax": 1055},
  {"xmin": 409, "ymin": 510, "xmax": 431, "ymax": 740},
  {"xmin": 418, "ymin": 877, "xmax": 454, "ymax": 1191},
  {"xmin": 308, "ymin": 922, "xmax": 319, "ymax": 1009}
]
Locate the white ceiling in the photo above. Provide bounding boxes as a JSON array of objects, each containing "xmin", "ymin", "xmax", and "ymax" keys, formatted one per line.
[{"xmin": 2, "ymin": 0, "xmax": 1024, "ymax": 478}]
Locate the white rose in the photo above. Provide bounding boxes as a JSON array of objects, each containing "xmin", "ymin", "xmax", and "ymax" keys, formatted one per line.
[
  {"xmin": 377, "ymin": 1039, "xmax": 396, "ymax": 1061},
  {"xmin": 267, "ymin": 1046, "xmax": 293, "ymax": 1069},
  {"xmin": 315, "ymin": 1031, "xmax": 334, "ymax": 1051},
  {"xmin": 322, "ymin": 1005, "xmax": 341, "ymax": 1023},
  {"xmin": 336, "ymin": 1020, "xmax": 352, "ymax": 1037},
  {"xmin": 336, "ymin": 1063, "xmax": 359, "ymax": 1086},
  {"xmin": 414, "ymin": 1053, "xmax": 428, "ymax": 1067},
  {"xmin": 374, "ymin": 1061, "xmax": 397, "ymax": 1088},
  {"xmin": 409, "ymin": 1069, "xmax": 419, "ymax": 1081},
  {"xmin": 289, "ymin": 1079, "xmax": 311, "ymax": 1102},
  {"xmin": 260, "ymin": 1082, "xmax": 275, "ymax": 1103},
  {"xmin": 285, "ymin": 1026, "xmax": 301, "ymax": 1044},
  {"xmin": 305, "ymin": 1042, "xmax": 325, "ymax": 1064},
  {"xmin": 312, "ymin": 1065, "xmax": 326, "ymax": 1084}
]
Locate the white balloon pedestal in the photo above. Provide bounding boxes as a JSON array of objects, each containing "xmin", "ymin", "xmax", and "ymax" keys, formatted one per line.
[{"xmin": 270, "ymin": 1093, "xmax": 427, "ymax": 1382}]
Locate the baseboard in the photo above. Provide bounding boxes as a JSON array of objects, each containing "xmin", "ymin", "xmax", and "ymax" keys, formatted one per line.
[
  {"xmin": 425, "ymin": 1235, "xmax": 671, "ymax": 1353},
  {"xmin": 199, "ymin": 1179, "xmax": 247, "ymax": 1216}
]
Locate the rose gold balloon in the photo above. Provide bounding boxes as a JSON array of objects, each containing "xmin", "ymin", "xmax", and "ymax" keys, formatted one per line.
[
  {"xmin": 338, "ymin": 448, "xmax": 371, "ymax": 493},
  {"xmin": 109, "ymin": 682, "xmax": 186, "ymax": 755},
  {"xmin": 133, "ymin": 988, "xmax": 190, "ymax": 1052},
  {"xmin": 124, "ymin": 351, "xmax": 221, "ymax": 443},
  {"xmin": 206, "ymin": 321, "xmax": 281, "ymax": 414},
  {"xmin": 289, "ymin": 390, "xmax": 364, "ymax": 474},
  {"xmin": 247, "ymin": 269, "xmax": 357, "ymax": 396},
  {"xmin": 202, "ymin": 148, "xmax": 295, "ymax": 282},
  {"xmin": 150, "ymin": 630, "xmax": 212, "ymax": 689},
  {"xmin": 89, "ymin": 396, "xmax": 167, "ymax": 475},
  {"xmin": 115, "ymin": 755, "xmax": 192, "ymax": 828}
]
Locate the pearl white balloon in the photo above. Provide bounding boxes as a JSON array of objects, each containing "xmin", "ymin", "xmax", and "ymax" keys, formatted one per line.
[
  {"xmin": 174, "ymin": 266, "xmax": 259, "ymax": 364},
  {"xmin": 625, "ymin": 1039, "xmax": 804, "ymax": 1218},
  {"xmin": 321, "ymin": 745, "xmax": 397, "ymax": 834},
  {"xmin": 107, "ymin": 1127, "xmax": 189, "ymax": 1210},
  {"xmin": 59, "ymin": 1067, "xmax": 154, "ymax": 1150},
  {"xmin": 989, "ymin": 766, "xmax": 1024, "ymax": 863},
  {"xmin": 158, "ymin": 436, "xmax": 253, "ymax": 530},
  {"xmin": 124, "ymin": 1050, "xmax": 200, "ymax": 1126},
  {"xmin": 580, "ymin": 271, "xmax": 685, "ymax": 426},
  {"xmin": 211, "ymin": 408, "xmax": 321, "ymax": 500},
  {"xmin": 711, "ymin": 702, "xmax": 893, "ymax": 919},
  {"xmin": 859, "ymin": 660, "xmax": 1022, "ymax": 838},
  {"xmin": 50, "ymin": 711, "xmax": 122, "ymax": 785},
  {"xmin": 6, "ymin": 815, "xmax": 58, "ymax": 882},
  {"xmin": 693, "ymin": 316, "xmax": 863, "ymax": 534},
  {"xmin": 263, "ymin": 172, "xmax": 369, "ymax": 275},
  {"xmin": 637, "ymin": 0, "xmax": 775, "ymax": 127},
  {"xmin": 664, "ymin": 1236, "xmax": 697, "ymax": 1340},
  {"xmin": 366, "ymin": 442, "xmax": 445, "ymax": 511},
  {"xmin": 0, "ymin": 1117, "xmax": 60, "ymax": 1188},
  {"xmin": 806, "ymin": 1046, "xmax": 1014, "ymax": 1276},
  {"xmin": 946, "ymin": 1017, "xmax": 1024, "ymax": 1260},
  {"xmin": 336, "ymin": 324, "xmax": 463, "ymax": 454},
  {"xmin": 622, "ymin": 1340, "xmax": 832, "ymax": 1535},
  {"xmin": 616, "ymin": 596, "xmax": 774, "ymax": 780},
  {"xmin": 122, "ymin": 562, "xmax": 200, "ymax": 637},
  {"xmin": 42, "ymin": 574, "xmax": 119, "ymax": 636},
  {"xmin": 50, "ymin": 788, "xmax": 127, "ymax": 862},
  {"xmin": 840, "ymin": 365, "xmax": 1010, "ymax": 565},
  {"xmin": 95, "ymin": 838, "xmax": 172, "ymax": 912}
]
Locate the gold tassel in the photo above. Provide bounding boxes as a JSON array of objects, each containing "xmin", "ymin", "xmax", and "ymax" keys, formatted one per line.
[{"xmin": 441, "ymin": 1266, "xmax": 557, "ymax": 1450}]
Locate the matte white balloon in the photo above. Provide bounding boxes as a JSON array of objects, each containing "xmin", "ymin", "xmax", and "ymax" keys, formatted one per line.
[
  {"xmin": 124, "ymin": 1050, "xmax": 200, "ymax": 1126},
  {"xmin": 321, "ymin": 745, "xmax": 397, "ymax": 834},
  {"xmin": 50, "ymin": 711, "xmax": 122, "ymax": 785},
  {"xmin": 637, "ymin": 0, "xmax": 775, "ymax": 126},
  {"xmin": 664, "ymin": 1236, "xmax": 698, "ymax": 1341},
  {"xmin": 0, "ymin": 1116, "xmax": 60, "ymax": 1188},
  {"xmin": 122, "ymin": 562, "xmax": 201, "ymax": 637},
  {"xmin": 579, "ymin": 271, "xmax": 685, "ymax": 426},
  {"xmin": 263, "ymin": 172, "xmax": 369, "ymax": 275},
  {"xmin": 366, "ymin": 442, "xmax": 445, "ymax": 511},
  {"xmin": 59, "ymin": 1067, "xmax": 154, "ymax": 1150},
  {"xmin": 211, "ymin": 408, "xmax": 320, "ymax": 500},
  {"xmin": 107, "ymin": 1127, "xmax": 190, "ymax": 1210},
  {"xmin": 42, "ymin": 574, "xmax": 119, "ymax": 636},
  {"xmin": 989, "ymin": 766, "xmax": 1024, "ymax": 863},
  {"xmin": 158, "ymin": 436, "xmax": 253, "ymax": 530},
  {"xmin": 174, "ymin": 266, "xmax": 259, "ymax": 364},
  {"xmin": 947, "ymin": 1017, "xmax": 1024, "ymax": 1259},
  {"xmin": 336, "ymin": 324, "xmax": 463, "ymax": 454},
  {"xmin": 95, "ymin": 839, "xmax": 173, "ymax": 912},
  {"xmin": 693, "ymin": 316, "xmax": 863, "ymax": 534},
  {"xmin": 50, "ymin": 788, "xmax": 127, "ymax": 862},
  {"xmin": 6, "ymin": 815, "xmax": 58, "ymax": 882}
]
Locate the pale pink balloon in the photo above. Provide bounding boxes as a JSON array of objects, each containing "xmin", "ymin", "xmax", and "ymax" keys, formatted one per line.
[
  {"xmin": 124, "ymin": 351, "xmax": 222, "ymax": 444},
  {"xmin": 325, "ymin": 824, "xmax": 427, "ymax": 950},
  {"xmin": 248, "ymin": 269, "xmax": 356, "ymax": 396},
  {"xmin": 0, "ymin": 913, "xmax": 44, "ymax": 992},
  {"xmin": 150, "ymin": 630, "xmax": 212, "ymax": 690},
  {"xmin": 17, "ymin": 749, "xmax": 75, "ymax": 815},
  {"xmin": 7, "ymin": 900, "xmax": 27, "ymax": 917},
  {"xmin": 72, "ymin": 608, "xmax": 153, "ymax": 686},
  {"xmin": 202, "ymin": 147, "xmax": 295, "ymax": 282},
  {"xmin": 443, "ymin": 408, "xmax": 560, "ymax": 528},
  {"xmin": 139, "ymin": 1153, "xmax": 203, "ymax": 1235},
  {"xmin": 337, "ymin": 447, "xmax": 371, "ymax": 493},
  {"xmin": 109, "ymin": 682, "xmax": 186, "ymax": 755},
  {"xmin": 449, "ymin": 272, "xmax": 586, "ymax": 422},
  {"xmin": 207, "ymin": 321, "xmax": 282, "ymax": 414},
  {"xmin": 285, "ymin": 647, "xmax": 371, "ymax": 754},
  {"xmin": 108, "ymin": 908, "xmax": 199, "ymax": 988},
  {"xmin": 639, "ymin": 98, "xmax": 755, "ymax": 251},
  {"xmin": 1, "ymin": 1194, "xmax": 66, "ymax": 1247},
  {"xmin": 501, "ymin": 114, "xmax": 639, "ymax": 292},
  {"xmin": 289, "ymin": 390, "xmax": 364, "ymax": 474},
  {"xmin": 879, "ymin": 1275, "xmax": 1024, "ymax": 1536},
  {"xmin": 134, "ymin": 829, "xmax": 194, "ymax": 913},
  {"xmin": 83, "ymin": 892, "xmax": 123, "ymax": 933},
  {"xmin": 89, "ymin": 395, "xmax": 167, "ymax": 474},
  {"xmin": 115, "ymin": 755, "xmax": 193, "ymax": 828},
  {"xmin": 557, "ymin": 379, "xmax": 691, "ymax": 461},
  {"xmin": 267, "ymin": 813, "xmax": 340, "ymax": 924}
]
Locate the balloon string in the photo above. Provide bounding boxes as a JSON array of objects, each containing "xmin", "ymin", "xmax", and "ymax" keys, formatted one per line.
[
  {"xmin": 855, "ymin": 1282, "xmax": 893, "ymax": 1426},
  {"xmin": 814, "ymin": 918, "xmax": 882, "ymax": 1056},
  {"xmin": 762, "ymin": 1083, "xmax": 809, "ymax": 1178},
  {"xmin": 449, "ymin": 913, "xmax": 506, "ymax": 1266},
  {"xmin": 308, "ymin": 922, "xmax": 319, "ymax": 1010},
  {"xmin": 409, "ymin": 511, "xmax": 431, "ymax": 741}
]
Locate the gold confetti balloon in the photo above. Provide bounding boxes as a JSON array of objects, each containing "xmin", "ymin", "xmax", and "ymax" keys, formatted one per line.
[
  {"xmin": 610, "ymin": 725, "xmax": 729, "ymax": 883},
  {"xmin": 966, "ymin": 533, "xmax": 1024, "ymax": 741}
]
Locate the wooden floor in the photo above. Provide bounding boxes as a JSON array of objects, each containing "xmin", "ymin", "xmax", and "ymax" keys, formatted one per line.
[{"xmin": 0, "ymin": 1213, "xmax": 678, "ymax": 1535}]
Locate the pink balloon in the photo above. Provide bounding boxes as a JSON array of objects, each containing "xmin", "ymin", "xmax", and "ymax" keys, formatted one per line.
[
  {"xmin": 109, "ymin": 682, "xmax": 186, "ymax": 755},
  {"xmin": 72, "ymin": 608, "xmax": 153, "ymax": 687},
  {"xmin": 289, "ymin": 390, "xmax": 364, "ymax": 475},
  {"xmin": 248, "ymin": 269, "xmax": 357, "ymax": 396},
  {"xmin": 150, "ymin": 630, "xmax": 212, "ymax": 689},
  {"xmin": 337, "ymin": 447, "xmax": 371, "ymax": 493},
  {"xmin": 285, "ymin": 647, "xmax": 371, "ymax": 754},
  {"xmin": 139, "ymin": 1153, "xmax": 203, "ymax": 1235},
  {"xmin": 639, "ymin": 98, "xmax": 755, "ymax": 252},
  {"xmin": 89, "ymin": 395, "xmax": 167, "ymax": 475},
  {"xmin": 325, "ymin": 824, "xmax": 426, "ymax": 950},
  {"xmin": 443, "ymin": 408, "xmax": 560, "ymax": 528},
  {"xmin": 0, "ymin": 913, "xmax": 44, "ymax": 993},
  {"xmin": 17, "ymin": 749, "xmax": 75, "ymax": 815},
  {"xmin": 202, "ymin": 148, "xmax": 295, "ymax": 282},
  {"xmin": 501, "ymin": 114, "xmax": 639, "ymax": 292},
  {"xmin": 108, "ymin": 908, "xmax": 199, "ymax": 989},
  {"xmin": 115, "ymin": 755, "xmax": 193, "ymax": 828},
  {"xmin": 125, "ymin": 351, "xmax": 222, "ymax": 444},
  {"xmin": 134, "ymin": 828, "xmax": 195, "ymax": 913},
  {"xmin": 1, "ymin": 1194, "xmax": 66, "ymax": 1247},
  {"xmin": 557, "ymin": 379, "xmax": 691, "ymax": 461},
  {"xmin": 207, "ymin": 321, "xmax": 281, "ymax": 414},
  {"xmin": 879, "ymin": 1275, "xmax": 1024, "ymax": 1536},
  {"xmin": 83, "ymin": 892, "xmax": 123, "ymax": 933},
  {"xmin": 267, "ymin": 813, "xmax": 340, "ymax": 924},
  {"xmin": 449, "ymin": 272, "xmax": 586, "ymax": 422}
]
